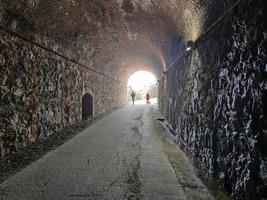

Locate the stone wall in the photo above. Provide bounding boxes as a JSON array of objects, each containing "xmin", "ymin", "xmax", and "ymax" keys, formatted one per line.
[
  {"xmin": 0, "ymin": 31, "xmax": 126, "ymax": 157},
  {"xmin": 158, "ymin": 0, "xmax": 267, "ymax": 199}
]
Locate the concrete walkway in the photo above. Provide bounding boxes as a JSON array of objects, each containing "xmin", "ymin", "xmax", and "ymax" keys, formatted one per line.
[{"xmin": 0, "ymin": 105, "xmax": 219, "ymax": 200}]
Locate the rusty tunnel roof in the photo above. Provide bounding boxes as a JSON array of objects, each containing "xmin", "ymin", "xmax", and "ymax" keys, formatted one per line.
[{"xmin": 1, "ymin": 0, "xmax": 235, "ymax": 80}]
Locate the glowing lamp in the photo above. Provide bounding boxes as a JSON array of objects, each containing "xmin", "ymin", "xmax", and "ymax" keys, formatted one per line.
[{"xmin": 186, "ymin": 40, "xmax": 194, "ymax": 51}]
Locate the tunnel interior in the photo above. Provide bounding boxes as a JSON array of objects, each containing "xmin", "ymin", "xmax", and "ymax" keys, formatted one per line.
[
  {"xmin": 82, "ymin": 93, "xmax": 93, "ymax": 120},
  {"xmin": 0, "ymin": 0, "xmax": 267, "ymax": 198}
]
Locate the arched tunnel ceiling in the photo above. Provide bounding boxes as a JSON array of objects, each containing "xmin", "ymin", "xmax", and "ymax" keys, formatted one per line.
[{"xmin": 1, "ymin": 0, "xmax": 234, "ymax": 80}]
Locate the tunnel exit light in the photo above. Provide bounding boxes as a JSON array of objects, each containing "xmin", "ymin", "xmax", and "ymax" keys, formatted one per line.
[{"xmin": 127, "ymin": 71, "xmax": 157, "ymax": 92}]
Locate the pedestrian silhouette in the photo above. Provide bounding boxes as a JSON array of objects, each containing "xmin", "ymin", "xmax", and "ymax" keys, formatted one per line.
[
  {"xmin": 130, "ymin": 91, "xmax": 136, "ymax": 105},
  {"xmin": 146, "ymin": 92, "xmax": 150, "ymax": 104}
]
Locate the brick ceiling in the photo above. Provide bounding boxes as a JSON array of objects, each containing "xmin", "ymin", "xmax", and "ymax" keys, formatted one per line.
[{"xmin": 1, "ymin": 0, "xmax": 233, "ymax": 80}]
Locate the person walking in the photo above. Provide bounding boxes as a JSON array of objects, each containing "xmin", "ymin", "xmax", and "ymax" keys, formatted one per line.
[
  {"xmin": 146, "ymin": 92, "xmax": 150, "ymax": 104},
  {"xmin": 130, "ymin": 91, "xmax": 136, "ymax": 105}
]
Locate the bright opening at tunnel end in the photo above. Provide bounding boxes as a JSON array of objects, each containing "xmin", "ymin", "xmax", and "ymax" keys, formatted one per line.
[{"xmin": 127, "ymin": 71, "xmax": 157, "ymax": 105}]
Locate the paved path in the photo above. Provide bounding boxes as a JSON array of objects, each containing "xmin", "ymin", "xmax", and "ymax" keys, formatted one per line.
[{"xmin": 0, "ymin": 105, "xmax": 220, "ymax": 200}]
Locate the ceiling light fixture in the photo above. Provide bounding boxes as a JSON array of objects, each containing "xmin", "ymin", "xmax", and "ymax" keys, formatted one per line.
[{"xmin": 186, "ymin": 40, "xmax": 194, "ymax": 51}]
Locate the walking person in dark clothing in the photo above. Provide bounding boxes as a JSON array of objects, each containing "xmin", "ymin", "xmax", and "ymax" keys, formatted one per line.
[
  {"xmin": 146, "ymin": 92, "xmax": 150, "ymax": 104},
  {"xmin": 130, "ymin": 91, "xmax": 136, "ymax": 105}
]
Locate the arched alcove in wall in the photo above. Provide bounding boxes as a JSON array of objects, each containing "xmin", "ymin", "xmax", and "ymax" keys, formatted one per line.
[{"xmin": 82, "ymin": 93, "xmax": 93, "ymax": 120}]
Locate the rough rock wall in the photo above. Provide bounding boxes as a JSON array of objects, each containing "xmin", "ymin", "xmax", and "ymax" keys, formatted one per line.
[
  {"xmin": 158, "ymin": 0, "xmax": 267, "ymax": 199},
  {"xmin": 0, "ymin": 31, "xmax": 126, "ymax": 157}
]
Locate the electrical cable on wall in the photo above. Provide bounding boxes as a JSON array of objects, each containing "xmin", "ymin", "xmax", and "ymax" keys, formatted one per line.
[
  {"xmin": 162, "ymin": 0, "xmax": 244, "ymax": 77},
  {"xmin": 0, "ymin": 26, "xmax": 122, "ymax": 83}
]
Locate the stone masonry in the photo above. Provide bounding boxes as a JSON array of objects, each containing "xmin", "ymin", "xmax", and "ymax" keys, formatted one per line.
[
  {"xmin": 0, "ymin": 31, "xmax": 126, "ymax": 157},
  {"xmin": 158, "ymin": 1, "xmax": 267, "ymax": 199}
]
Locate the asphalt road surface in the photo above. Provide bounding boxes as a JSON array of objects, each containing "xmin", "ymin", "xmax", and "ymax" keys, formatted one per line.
[{"xmin": 0, "ymin": 105, "xmax": 227, "ymax": 200}]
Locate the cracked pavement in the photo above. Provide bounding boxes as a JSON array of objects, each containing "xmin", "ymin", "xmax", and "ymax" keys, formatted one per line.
[{"xmin": 0, "ymin": 105, "xmax": 227, "ymax": 200}]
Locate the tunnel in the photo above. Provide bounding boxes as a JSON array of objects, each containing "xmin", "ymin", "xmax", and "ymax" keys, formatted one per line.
[
  {"xmin": 0, "ymin": 0, "xmax": 267, "ymax": 199},
  {"xmin": 82, "ymin": 93, "xmax": 93, "ymax": 120}
]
